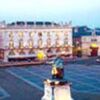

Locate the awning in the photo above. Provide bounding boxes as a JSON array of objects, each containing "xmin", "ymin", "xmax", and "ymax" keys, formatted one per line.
[{"xmin": 90, "ymin": 43, "xmax": 98, "ymax": 48}]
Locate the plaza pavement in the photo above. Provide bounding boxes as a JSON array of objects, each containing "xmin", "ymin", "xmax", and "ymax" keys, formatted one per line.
[{"xmin": 0, "ymin": 58, "xmax": 100, "ymax": 100}]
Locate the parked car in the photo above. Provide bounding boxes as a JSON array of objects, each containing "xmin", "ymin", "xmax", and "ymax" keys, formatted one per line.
[{"xmin": 96, "ymin": 57, "xmax": 100, "ymax": 63}]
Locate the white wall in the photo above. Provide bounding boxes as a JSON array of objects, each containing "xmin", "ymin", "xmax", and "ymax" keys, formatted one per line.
[{"xmin": 82, "ymin": 36, "xmax": 100, "ymax": 56}]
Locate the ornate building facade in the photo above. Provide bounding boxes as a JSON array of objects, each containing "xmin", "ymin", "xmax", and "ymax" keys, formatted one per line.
[{"xmin": 0, "ymin": 21, "xmax": 72, "ymax": 62}]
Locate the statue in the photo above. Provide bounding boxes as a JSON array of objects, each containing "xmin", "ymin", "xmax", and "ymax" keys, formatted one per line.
[
  {"xmin": 51, "ymin": 55, "xmax": 64, "ymax": 79},
  {"xmin": 42, "ymin": 55, "xmax": 73, "ymax": 100}
]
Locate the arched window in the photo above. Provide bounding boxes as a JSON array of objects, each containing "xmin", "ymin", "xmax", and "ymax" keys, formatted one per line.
[
  {"xmin": 9, "ymin": 40, "xmax": 14, "ymax": 49},
  {"xmin": 19, "ymin": 32, "xmax": 23, "ymax": 38},
  {"xmin": 19, "ymin": 39, "xmax": 24, "ymax": 49},
  {"xmin": 28, "ymin": 39, "xmax": 33, "ymax": 49}
]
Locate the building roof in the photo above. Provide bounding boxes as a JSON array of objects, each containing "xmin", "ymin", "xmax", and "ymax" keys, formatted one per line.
[
  {"xmin": 0, "ymin": 21, "xmax": 72, "ymax": 29},
  {"xmin": 73, "ymin": 26, "xmax": 100, "ymax": 38},
  {"xmin": 7, "ymin": 21, "xmax": 60, "ymax": 26}
]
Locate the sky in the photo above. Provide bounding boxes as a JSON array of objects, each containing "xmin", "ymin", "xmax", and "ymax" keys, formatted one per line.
[{"xmin": 0, "ymin": 0, "xmax": 100, "ymax": 28}]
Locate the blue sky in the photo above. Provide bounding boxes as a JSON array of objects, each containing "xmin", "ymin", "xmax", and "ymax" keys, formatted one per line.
[{"xmin": 0, "ymin": 0, "xmax": 100, "ymax": 28}]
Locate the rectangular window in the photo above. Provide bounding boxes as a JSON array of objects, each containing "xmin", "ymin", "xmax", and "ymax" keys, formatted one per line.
[{"xmin": 91, "ymin": 39, "xmax": 97, "ymax": 42}]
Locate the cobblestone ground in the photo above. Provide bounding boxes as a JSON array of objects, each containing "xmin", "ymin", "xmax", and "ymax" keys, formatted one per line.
[{"xmin": 0, "ymin": 58, "xmax": 100, "ymax": 100}]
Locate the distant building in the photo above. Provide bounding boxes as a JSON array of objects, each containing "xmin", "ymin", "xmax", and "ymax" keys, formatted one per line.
[
  {"xmin": 82, "ymin": 30, "xmax": 100, "ymax": 56},
  {"xmin": 0, "ymin": 21, "xmax": 72, "ymax": 62},
  {"xmin": 73, "ymin": 26, "xmax": 100, "ymax": 57}
]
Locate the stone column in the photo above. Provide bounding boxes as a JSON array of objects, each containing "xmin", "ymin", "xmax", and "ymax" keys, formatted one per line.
[{"xmin": 4, "ymin": 50, "xmax": 8, "ymax": 62}]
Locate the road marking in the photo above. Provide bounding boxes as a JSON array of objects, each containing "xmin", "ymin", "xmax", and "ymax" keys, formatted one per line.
[
  {"xmin": 20, "ymin": 67, "xmax": 100, "ymax": 93},
  {"xmin": 6, "ymin": 64, "xmax": 100, "ymax": 94},
  {"xmin": 21, "ymin": 68, "xmax": 100, "ymax": 93},
  {"xmin": 0, "ymin": 87, "xmax": 10, "ymax": 100},
  {"xmin": 66, "ymin": 64, "xmax": 100, "ymax": 80},
  {"xmin": 6, "ymin": 69, "xmax": 43, "ymax": 91},
  {"xmin": 24, "ymin": 65, "xmax": 100, "ymax": 93},
  {"xmin": 19, "ymin": 67, "xmax": 46, "ymax": 79}
]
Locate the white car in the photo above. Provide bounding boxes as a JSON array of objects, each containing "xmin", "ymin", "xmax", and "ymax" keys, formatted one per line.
[{"xmin": 96, "ymin": 57, "xmax": 100, "ymax": 62}]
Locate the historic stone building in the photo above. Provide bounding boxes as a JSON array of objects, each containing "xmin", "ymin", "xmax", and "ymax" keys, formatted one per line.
[{"xmin": 0, "ymin": 21, "xmax": 72, "ymax": 62}]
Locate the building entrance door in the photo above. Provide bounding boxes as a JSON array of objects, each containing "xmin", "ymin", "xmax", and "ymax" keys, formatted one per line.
[
  {"xmin": 90, "ymin": 47, "xmax": 98, "ymax": 56},
  {"xmin": 90, "ymin": 43, "xmax": 98, "ymax": 57}
]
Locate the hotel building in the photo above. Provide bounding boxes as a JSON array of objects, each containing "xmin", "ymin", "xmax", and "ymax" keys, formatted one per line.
[{"xmin": 0, "ymin": 21, "xmax": 72, "ymax": 62}]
